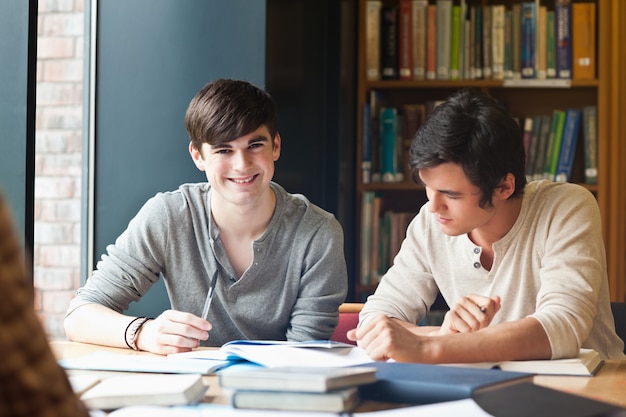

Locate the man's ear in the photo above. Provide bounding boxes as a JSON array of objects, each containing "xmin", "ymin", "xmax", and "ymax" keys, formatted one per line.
[
  {"xmin": 189, "ymin": 142, "xmax": 206, "ymax": 171},
  {"xmin": 496, "ymin": 173, "xmax": 516, "ymax": 200},
  {"xmin": 272, "ymin": 133, "xmax": 281, "ymax": 161}
]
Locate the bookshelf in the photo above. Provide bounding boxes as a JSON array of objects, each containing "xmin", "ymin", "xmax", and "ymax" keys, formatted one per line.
[{"xmin": 354, "ymin": 0, "xmax": 625, "ymax": 302}]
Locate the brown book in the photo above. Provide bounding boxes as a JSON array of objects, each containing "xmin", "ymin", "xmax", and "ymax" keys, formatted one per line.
[
  {"xmin": 572, "ymin": 2, "xmax": 596, "ymax": 80},
  {"xmin": 365, "ymin": 1, "xmax": 383, "ymax": 81},
  {"xmin": 426, "ymin": 4, "xmax": 437, "ymax": 80},
  {"xmin": 398, "ymin": 0, "xmax": 413, "ymax": 80}
]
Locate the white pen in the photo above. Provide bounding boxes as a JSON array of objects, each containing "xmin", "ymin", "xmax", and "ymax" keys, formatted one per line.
[{"xmin": 201, "ymin": 270, "xmax": 219, "ymax": 320}]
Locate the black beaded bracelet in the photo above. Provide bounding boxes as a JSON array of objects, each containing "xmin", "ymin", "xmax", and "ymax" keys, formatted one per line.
[{"xmin": 124, "ymin": 316, "xmax": 154, "ymax": 350}]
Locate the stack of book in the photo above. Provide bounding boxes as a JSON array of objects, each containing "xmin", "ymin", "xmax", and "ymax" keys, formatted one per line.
[{"xmin": 218, "ymin": 365, "xmax": 378, "ymax": 413}]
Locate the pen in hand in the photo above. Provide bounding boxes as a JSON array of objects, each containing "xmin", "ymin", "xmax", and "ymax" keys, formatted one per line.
[{"xmin": 201, "ymin": 270, "xmax": 219, "ymax": 320}]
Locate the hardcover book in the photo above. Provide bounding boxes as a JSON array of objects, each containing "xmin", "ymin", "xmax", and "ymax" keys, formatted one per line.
[
  {"xmin": 555, "ymin": 108, "xmax": 582, "ymax": 182},
  {"xmin": 572, "ymin": 2, "xmax": 596, "ymax": 80},
  {"xmin": 80, "ymin": 374, "xmax": 207, "ymax": 410},
  {"xmin": 411, "ymin": 0, "xmax": 428, "ymax": 80},
  {"xmin": 380, "ymin": 5, "xmax": 399, "ymax": 80},
  {"xmin": 219, "ymin": 365, "xmax": 377, "ymax": 392},
  {"xmin": 230, "ymin": 386, "xmax": 360, "ymax": 413},
  {"xmin": 555, "ymin": 0, "xmax": 573, "ymax": 79},
  {"xmin": 365, "ymin": 0, "xmax": 383, "ymax": 81}
]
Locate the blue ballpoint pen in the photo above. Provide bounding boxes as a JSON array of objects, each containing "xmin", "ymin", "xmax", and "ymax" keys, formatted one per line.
[{"xmin": 201, "ymin": 270, "xmax": 219, "ymax": 320}]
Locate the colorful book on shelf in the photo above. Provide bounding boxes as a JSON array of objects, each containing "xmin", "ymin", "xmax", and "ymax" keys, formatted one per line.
[
  {"xmin": 546, "ymin": 10, "xmax": 557, "ymax": 78},
  {"xmin": 525, "ymin": 115, "xmax": 543, "ymax": 182},
  {"xmin": 543, "ymin": 109, "xmax": 566, "ymax": 180},
  {"xmin": 481, "ymin": 3, "xmax": 492, "ymax": 79},
  {"xmin": 491, "ymin": 4, "xmax": 505, "ymax": 80},
  {"xmin": 230, "ymin": 386, "xmax": 360, "ymax": 413},
  {"xmin": 435, "ymin": 0, "xmax": 452, "ymax": 80},
  {"xmin": 360, "ymin": 191, "xmax": 374, "ymax": 285},
  {"xmin": 449, "ymin": 4, "xmax": 462, "ymax": 80},
  {"xmin": 425, "ymin": 3, "xmax": 437, "ymax": 80},
  {"xmin": 365, "ymin": 0, "xmax": 382, "ymax": 81},
  {"xmin": 379, "ymin": 106, "xmax": 399, "ymax": 182},
  {"xmin": 411, "ymin": 0, "xmax": 428, "ymax": 80},
  {"xmin": 380, "ymin": 5, "xmax": 399, "ymax": 80},
  {"xmin": 357, "ymin": 361, "xmax": 532, "ymax": 405},
  {"xmin": 533, "ymin": 114, "xmax": 553, "ymax": 180},
  {"xmin": 536, "ymin": 5, "xmax": 547, "ymax": 80},
  {"xmin": 218, "ymin": 365, "xmax": 377, "ymax": 393},
  {"xmin": 555, "ymin": 108, "xmax": 583, "ymax": 182},
  {"xmin": 582, "ymin": 105, "xmax": 598, "ymax": 184},
  {"xmin": 79, "ymin": 373, "xmax": 207, "ymax": 410},
  {"xmin": 398, "ymin": 0, "xmax": 413, "ymax": 80},
  {"xmin": 361, "ymin": 103, "xmax": 372, "ymax": 184},
  {"xmin": 572, "ymin": 2, "xmax": 596, "ymax": 80},
  {"xmin": 555, "ymin": 0, "xmax": 573, "ymax": 79},
  {"xmin": 520, "ymin": 2, "xmax": 536, "ymax": 79}
]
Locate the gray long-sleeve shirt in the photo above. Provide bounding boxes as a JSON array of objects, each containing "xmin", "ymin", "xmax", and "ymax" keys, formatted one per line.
[{"xmin": 67, "ymin": 182, "xmax": 348, "ymax": 346}]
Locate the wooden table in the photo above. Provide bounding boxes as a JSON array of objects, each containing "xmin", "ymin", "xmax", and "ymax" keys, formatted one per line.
[{"xmin": 50, "ymin": 340, "xmax": 626, "ymax": 411}]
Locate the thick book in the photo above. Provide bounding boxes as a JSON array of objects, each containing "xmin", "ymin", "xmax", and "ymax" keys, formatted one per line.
[
  {"xmin": 425, "ymin": 4, "xmax": 437, "ymax": 80},
  {"xmin": 491, "ymin": 4, "xmax": 505, "ymax": 80},
  {"xmin": 520, "ymin": 2, "xmax": 536, "ymax": 79},
  {"xmin": 398, "ymin": 0, "xmax": 413, "ymax": 80},
  {"xmin": 380, "ymin": 5, "xmax": 399, "ymax": 80},
  {"xmin": 411, "ymin": 0, "xmax": 428, "ymax": 80},
  {"xmin": 456, "ymin": 348, "xmax": 603, "ymax": 376},
  {"xmin": 536, "ymin": 5, "xmax": 548, "ymax": 80},
  {"xmin": 543, "ymin": 109, "xmax": 566, "ymax": 180},
  {"xmin": 218, "ymin": 365, "xmax": 377, "ymax": 392},
  {"xmin": 357, "ymin": 361, "xmax": 532, "ymax": 405},
  {"xmin": 435, "ymin": 0, "xmax": 452, "ymax": 80},
  {"xmin": 582, "ymin": 105, "xmax": 598, "ymax": 184},
  {"xmin": 80, "ymin": 373, "xmax": 206, "ymax": 410},
  {"xmin": 555, "ymin": 108, "xmax": 583, "ymax": 182},
  {"xmin": 365, "ymin": 0, "xmax": 383, "ymax": 81},
  {"xmin": 555, "ymin": 0, "xmax": 572, "ymax": 79},
  {"xmin": 379, "ymin": 106, "xmax": 398, "ymax": 182},
  {"xmin": 572, "ymin": 2, "xmax": 596, "ymax": 80},
  {"xmin": 230, "ymin": 386, "xmax": 360, "ymax": 413}
]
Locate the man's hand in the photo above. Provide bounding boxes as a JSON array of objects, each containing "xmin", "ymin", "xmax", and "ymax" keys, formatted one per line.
[
  {"xmin": 135, "ymin": 309, "xmax": 212, "ymax": 355},
  {"xmin": 347, "ymin": 315, "xmax": 427, "ymax": 362},
  {"xmin": 439, "ymin": 295, "xmax": 501, "ymax": 334}
]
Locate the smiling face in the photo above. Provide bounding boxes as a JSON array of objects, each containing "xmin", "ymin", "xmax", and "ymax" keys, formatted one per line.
[
  {"xmin": 190, "ymin": 125, "xmax": 281, "ymax": 209},
  {"xmin": 419, "ymin": 162, "xmax": 496, "ymax": 237}
]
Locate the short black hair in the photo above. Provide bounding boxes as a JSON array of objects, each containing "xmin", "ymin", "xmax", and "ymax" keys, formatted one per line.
[{"xmin": 409, "ymin": 88, "xmax": 526, "ymax": 208}]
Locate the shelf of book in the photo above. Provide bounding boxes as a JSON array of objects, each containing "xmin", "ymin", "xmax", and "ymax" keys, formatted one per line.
[{"xmin": 354, "ymin": 0, "xmax": 625, "ymax": 303}]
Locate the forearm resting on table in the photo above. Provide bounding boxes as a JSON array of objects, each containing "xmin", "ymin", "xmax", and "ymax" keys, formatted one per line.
[
  {"xmin": 64, "ymin": 303, "xmax": 131, "ymax": 348},
  {"xmin": 427, "ymin": 317, "xmax": 552, "ymax": 363}
]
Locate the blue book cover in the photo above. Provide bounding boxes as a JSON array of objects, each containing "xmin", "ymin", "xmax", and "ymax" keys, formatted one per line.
[
  {"xmin": 555, "ymin": 0, "xmax": 572, "ymax": 79},
  {"xmin": 520, "ymin": 2, "xmax": 536, "ymax": 79},
  {"xmin": 357, "ymin": 361, "xmax": 532, "ymax": 405},
  {"xmin": 555, "ymin": 108, "xmax": 582, "ymax": 182},
  {"xmin": 379, "ymin": 107, "xmax": 398, "ymax": 182}
]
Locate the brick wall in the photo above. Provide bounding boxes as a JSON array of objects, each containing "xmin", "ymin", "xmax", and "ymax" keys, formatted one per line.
[{"xmin": 35, "ymin": 0, "xmax": 84, "ymax": 339}]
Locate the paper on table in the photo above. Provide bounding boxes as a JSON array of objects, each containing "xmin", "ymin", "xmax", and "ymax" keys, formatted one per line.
[
  {"xmin": 169, "ymin": 342, "xmax": 374, "ymax": 368},
  {"xmin": 106, "ymin": 398, "xmax": 494, "ymax": 417},
  {"xmin": 59, "ymin": 351, "xmax": 229, "ymax": 375}
]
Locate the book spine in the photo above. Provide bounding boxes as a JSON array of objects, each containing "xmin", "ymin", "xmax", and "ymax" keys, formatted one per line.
[
  {"xmin": 398, "ymin": 0, "xmax": 413, "ymax": 80},
  {"xmin": 511, "ymin": 3, "xmax": 522, "ymax": 79},
  {"xmin": 449, "ymin": 5, "xmax": 461, "ymax": 80},
  {"xmin": 536, "ymin": 5, "xmax": 547, "ymax": 80},
  {"xmin": 380, "ymin": 107, "xmax": 398, "ymax": 183},
  {"xmin": 481, "ymin": 4, "xmax": 492, "ymax": 79},
  {"xmin": 555, "ymin": 0, "xmax": 572, "ymax": 79},
  {"xmin": 582, "ymin": 105, "xmax": 598, "ymax": 184},
  {"xmin": 491, "ymin": 4, "xmax": 505, "ymax": 80},
  {"xmin": 555, "ymin": 108, "xmax": 582, "ymax": 182},
  {"xmin": 525, "ymin": 115, "xmax": 543, "ymax": 183},
  {"xmin": 370, "ymin": 195, "xmax": 382, "ymax": 283},
  {"xmin": 436, "ymin": 0, "xmax": 452, "ymax": 80},
  {"xmin": 361, "ymin": 103, "xmax": 372, "ymax": 184},
  {"xmin": 426, "ymin": 4, "xmax": 437, "ymax": 80},
  {"xmin": 473, "ymin": 5, "xmax": 483, "ymax": 79},
  {"xmin": 380, "ymin": 5, "xmax": 399, "ymax": 80},
  {"xmin": 572, "ymin": 2, "xmax": 596, "ymax": 80},
  {"xmin": 365, "ymin": 1, "xmax": 382, "ymax": 81},
  {"xmin": 522, "ymin": 117, "xmax": 534, "ymax": 181},
  {"xmin": 520, "ymin": 2, "xmax": 536, "ymax": 79},
  {"xmin": 411, "ymin": 0, "xmax": 428, "ymax": 80},
  {"xmin": 360, "ymin": 191, "xmax": 374, "ymax": 285},
  {"xmin": 533, "ymin": 114, "xmax": 552, "ymax": 180},
  {"xmin": 546, "ymin": 10, "xmax": 556, "ymax": 78},
  {"xmin": 544, "ymin": 109, "xmax": 566, "ymax": 180}
]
